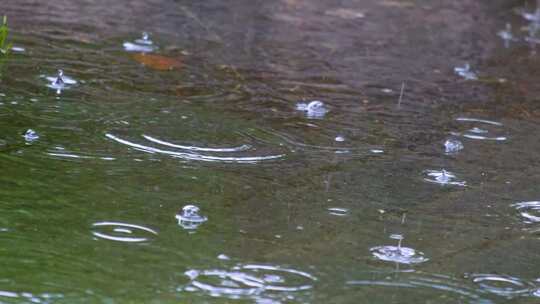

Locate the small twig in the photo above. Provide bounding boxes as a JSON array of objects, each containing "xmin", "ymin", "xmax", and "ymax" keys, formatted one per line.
[{"xmin": 397, "ymin": 82, "xmax": 405, "ymax": 108}]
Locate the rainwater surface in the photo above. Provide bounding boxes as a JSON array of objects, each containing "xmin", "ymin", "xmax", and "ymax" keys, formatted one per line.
[{"xmin": 2, "ymin": 0, "xmax": 540, "ymax": 303}]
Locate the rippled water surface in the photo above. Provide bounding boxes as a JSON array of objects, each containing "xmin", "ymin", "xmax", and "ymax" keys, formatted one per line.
[{"xmin": 3, "ymin": 0, "xmax": 540, "ymax": 303}]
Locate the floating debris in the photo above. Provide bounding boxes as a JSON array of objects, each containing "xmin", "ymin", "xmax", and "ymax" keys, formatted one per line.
[
  {"xmin": 176, "ymin": 204, "xmax": 208, "ymax": 230},
  {"xmin": 454, "ymin": 63, "xmax": 478, "ymax": 80},
  {"xmin": 123, "ymin": 32, "xmax": 157, "ymax": 53},
  {"xmin": 444, "ymin": 138, "xmax": 463, "ymax": 154},
  {"xmin": 370, "ymin": 234, "xmax": 428, "ymax": 265},
  {"xmin": 23, "ymin": 129, "xmax": 39, "ymax": 143},
  {"xmin": 46, "ymin": 69, "xmax": 77, "ymax": 94},
  {"xmin": 296, "ymin": 100, "xmax": 328, "ymax": 119}
]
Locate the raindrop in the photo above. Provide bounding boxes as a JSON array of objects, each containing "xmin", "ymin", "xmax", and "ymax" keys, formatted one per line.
[
  {"xmin": 176, "ymin": 205, "xmax": 208, "ymax": 230},
  {"xmin": 444, "ymin": 138, "xmax": 463, "ymax": 154},
  {"xmin": 296, "ymin": 100, "xmax": 328, "ymax": 119},
  {"xmin": 91, "ymin": 221, "xmax": 158, "ymax": 243},
  {"xmin": 46, "ymin": 69, "xmax": 77, "ymax": 94},
  {"xmin": 23, "ymin": 129, "xmax": 39, "ymax": 143},
  {"xmin": 10, "ymin": 46, "xmax": 25, "ymax": 53},
  {"xmin": 123, "ymin": 32, "xmax": 157, "ymax": 53},
  {"xmin": 454, "ymin": 63, "xmax": 478, "ymax": 80},
  {"xmin": 498, "ymin": 23, "xmax": 516, "ymax": 48},
  {"xmin": 370, "ymin": 234, "xmax": 428, "ymax": 265},
  {"xmin": 423, "ymin": 169, "xmax": 466, "ymax": 186}
]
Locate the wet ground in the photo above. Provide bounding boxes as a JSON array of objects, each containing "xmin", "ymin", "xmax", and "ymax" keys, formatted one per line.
[{"xmin": 2, "ymin": 0, "xmax": 540, "ymax": 303}]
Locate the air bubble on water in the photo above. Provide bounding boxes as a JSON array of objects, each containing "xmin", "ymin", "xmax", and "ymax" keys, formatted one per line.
[
  {"xmin": 10, "ymin": 46, "xmax": 25, "ymax": 53},
  {"xmin": 176, "ymin": 204, "xmax": 208, "ymax": 230},
  {"xmin": 218, "ymin": 254, "xmax": 231, "ymax": 260},
  {"xmin": 296, "ymin": 100, "xmax": 328, "ymax": 119},
  {"xmin": 454, "ymin": 63, "xmax": 478, "ymax": 80},
  {"xmin": 335, "ymin": 135, "xmax": 345, "ymax": 142},
  {"xmin": 444, "ymin": 138, "xmax": 463, "ymax": 154},
  {"xmin": 23, "ymin": 129, "xmax": 39, "ymax": 143}
]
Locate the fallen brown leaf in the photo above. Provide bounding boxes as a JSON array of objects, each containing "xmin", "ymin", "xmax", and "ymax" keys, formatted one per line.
[{"xmin": 132, "ymin": 53, "xmax": 183, "ymax": 71}]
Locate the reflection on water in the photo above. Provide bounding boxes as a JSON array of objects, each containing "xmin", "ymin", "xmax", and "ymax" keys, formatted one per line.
[{"xmin": 512, "ymin": 201, "xmax": 540, "ymax": 224}]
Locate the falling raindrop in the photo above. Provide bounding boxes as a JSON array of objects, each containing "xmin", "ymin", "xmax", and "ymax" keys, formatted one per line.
[
  {"xmin": 296, "ymin": 100, "xmax": 328, "ymax": 119},
  {"xmin": 123, "ymin": 32, "xmax": 157, "ymax": 52},
  {"xmin": 370, "ymin": 234, "xmax": 428, "ymax": 265},
  {"xmin": 444, "ymin": 138, "xmax": 463, "ymax": 154},
  {"xmin": 46, "ymin": 69, "xmax": 77, "ymax": 94},
  {"xmin": 454, "ymin": 63, "xmax": 478, "ymax": 80}
]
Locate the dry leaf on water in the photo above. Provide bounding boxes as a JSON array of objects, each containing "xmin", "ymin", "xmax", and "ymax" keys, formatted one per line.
[{"xmin": 132, "ymin": 53, "xmax": 183, "ymax": 71}]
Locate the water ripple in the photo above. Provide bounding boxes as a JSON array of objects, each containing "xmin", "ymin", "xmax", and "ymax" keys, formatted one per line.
[
  {"xmin": 468, "ymin": 274, "xmax": 538, "ymax": 299},
  {"xmin": 512, "ymin": 201, "xmax": 540, "ymax": 224},
  {"xmin": 348, "ymin": 272, "xmax": 493, "ymax": 303},
  {"xmin": 182, "ymin": 264, "xmax": 316, "ymax": 300},
  {"xmin": 106, "ymin": 133, "xmax": 284, "ymax": 164},
  {"xmin": 91, "ymin": 221, "xmax": 158, "ymax": 243}
]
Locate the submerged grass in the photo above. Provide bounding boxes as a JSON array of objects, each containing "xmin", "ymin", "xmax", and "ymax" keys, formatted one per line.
[{"xmin": 0, "ymin": 16, "xmax": 11, "ymax": 56}]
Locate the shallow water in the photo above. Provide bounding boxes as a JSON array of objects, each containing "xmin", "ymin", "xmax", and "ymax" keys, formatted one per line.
[{"xmin": 2, "ymin": 0, "xmax": 540, "ymax": 303}]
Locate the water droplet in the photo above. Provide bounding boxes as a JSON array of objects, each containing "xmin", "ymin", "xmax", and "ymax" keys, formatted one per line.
[
  {"xmin": 498, "ymin": 23, "xmax": 516, "ymax": 48},
  {"xmin": 46, "ymin": 69, "xmax": 77, "ymax": 94},
  {"xmin": 423, "ymin": 169, "xmax": 466, "ymax": 186},
  {"xmin": 91, "ymin": 221, "xmax": 158, "ymax": 243},
  {"xmin": 176, "ymin": 205, "xmax": 208, "ymax": 230},
  {"xmin": 123, "ymin": 32, "xmax": 157, "ymax": 52},
  {"xmin": 454, "ymin": 63, "xmax": 478, "ymax": 80},
  {"xmin": 296, "ymin": 100, "xmax": 328, "ymax": 119},
  {"xmin": 10, "ymin": 46, "xmax": 25, "ymax": 53},
  {"xmin": 370, "ymin": 235, "xmax": 428, "ymax": 265},
  {"xmin": 23, "ymin": 129, "xmax": 39, "ymax": 143},
  {"xmin": 444, "ymin": 138, "xmax": 463, "ymax": 154}
]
